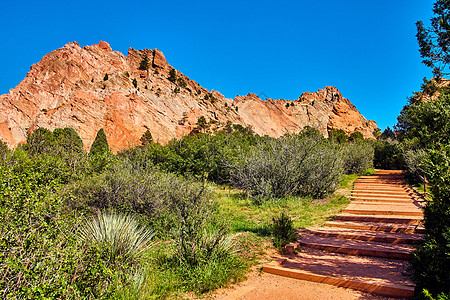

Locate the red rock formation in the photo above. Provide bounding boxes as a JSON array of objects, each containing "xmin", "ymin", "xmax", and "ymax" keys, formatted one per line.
[{"xmin": 0, "ymin": 41, "xmax": 377, "ymax": 152}]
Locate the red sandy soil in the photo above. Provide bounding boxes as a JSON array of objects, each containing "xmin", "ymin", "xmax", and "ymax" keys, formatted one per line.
[{"xmin": 208, "ymin": 264, "xmax": 393, "ymax": 300}]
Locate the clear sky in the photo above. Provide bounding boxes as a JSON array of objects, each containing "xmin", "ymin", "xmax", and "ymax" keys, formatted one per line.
[{"xmin": 0, "ymin": 0, "xmax": 435, "ymax": 130}]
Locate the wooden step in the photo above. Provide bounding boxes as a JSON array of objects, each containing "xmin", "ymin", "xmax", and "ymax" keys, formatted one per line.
[
  {"xmin": 343, "ymin": 204, "xmax": 424, "ymax": 217},
  {"xmin": 353, "ymin": 184, "xmax": 412, "ymax": 190},
  {"xmin": 350, "ymin": 197, "xmax": 414, "ymax": 204},
  {"xmin": 352, "ymin": 192, "xmax": 418, "ymax": 198},
  {"xmin": 298, "ymin": 235, "xmax": 415, "ymax": 259},
  {"xmin": 350, "ymin": 201, "xmax": 423, "ymax": 208},
  {"xmin": 325, "ymin": 220, "xmax": 425, "ymax": 234},
  {"xmin": 352, "ymin": 190, "xmax": 417, "ymax": 196},
  {"xmin": 306, "ymin": 228, "xmax": 424, "ymax": 244},
  {"xmin": 334, "ymin": 213, "xmax": 423, "ymax": 225}
]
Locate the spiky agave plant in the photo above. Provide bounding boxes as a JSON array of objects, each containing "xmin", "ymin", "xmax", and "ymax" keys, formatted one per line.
[{"xmin": 79, "ymin": 211, "xmax": 155, "ymax": 263}]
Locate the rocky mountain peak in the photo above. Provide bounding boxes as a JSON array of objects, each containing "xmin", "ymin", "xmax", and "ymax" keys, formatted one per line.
[{"xmin": 0, "ymin": 41, "xmax": 377, "ymax": 152}]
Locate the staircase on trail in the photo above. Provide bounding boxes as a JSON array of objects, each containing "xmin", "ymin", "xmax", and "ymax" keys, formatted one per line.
[{"xmin": 263, "ymin": 170, "xmax": 425, "ymax": 298}]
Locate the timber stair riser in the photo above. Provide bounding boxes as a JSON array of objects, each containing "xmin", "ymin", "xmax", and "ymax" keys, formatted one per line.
[
  {"xmin": 325, "ymin": 221, "xmax": 425, "ymax": 234},
  {"xmin": 351, "ymin": 198, "xmax": 416, "ymax": 204},
  {"xmin": 333, "ymin": 214, "xmax": 422, "ymax": 225},
  {"xmin": 352, "ymin": 189, "xmax": 416, "ymax": 195},
  {"xmin": 352, "ymin": 192, "xmax": 419, "ymax": 198},
  {"xmin": 350, "ymin": 201, "xmax": 422, "ymax": 206},
  {"xmin": 298, "ymin": 241, "xmax": 413, "ymax": 259},
  {"xmin": 307, "ymin": 230, "xmax": 424, "ymax": 244},
  {"xmin": 353, "ymin": 185, "xmax": 412, "ymax": 190},
  {"xmin": 342, "ymin": 209, "xmax": 424, "ymax": 217}
]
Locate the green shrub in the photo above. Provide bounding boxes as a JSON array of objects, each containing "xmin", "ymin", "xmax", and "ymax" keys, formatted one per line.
[
  {"xmin": 79, "ymin": 211, "xmax": 155, "ymax": 264},
  {"xmin": 0, "ymin": 161, "xmax": 120, "ymax": 299},
  {"xmin": 177, "ymin": 77, "xmax": 187, "ymax": 88},
  {"xmin": 272, "ymin": 212, "xmax": 297, "ymax": 250},
  {"xmin": 373, "ymin": 140, "xmax": 404, "ymax": 169},
  {"xmin": 0, "ymin": 139, "xmax": 9, "ymax": 162},
  {"xmin": 104, "ymin": 73, "xmax": 109, "ymax": 81},
  {"xmin": 168, "ymin": 68, "xmax": 177, "ymax": 83},
  {"xmin": 231, "ymin": 133, "xmax": 344, "ymax": 201},
  {"xmin": 328, "ymin": 128, "xmax": 348, "ymax": 144},
  {"xmin": 411, "ymin": 146, "xmax": 450, "ymax": 297},
  {"xmin": 348, "ymin": 131, "xmax": 364, "ymax": 143},
  {"xmin": 139, "ymin": 55, "xmax": 149, "ymax": 70},
  {"xmin": 132, "ymin": 78, "xmax": 138, "ymax": 88},
  {"xmin": 342, "ymin": 141, "xmax": 374, "ymax": 174}
]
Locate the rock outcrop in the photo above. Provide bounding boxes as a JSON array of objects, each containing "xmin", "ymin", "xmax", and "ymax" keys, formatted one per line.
[{"xmin": 0, "ymin": 41, "xmax": 377, "ymax": 152}]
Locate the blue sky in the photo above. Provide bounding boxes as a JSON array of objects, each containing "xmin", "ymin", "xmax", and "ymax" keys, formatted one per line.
[{"xmin": 0, "ymin": 0, "xmax": 435, "ymax": 130}]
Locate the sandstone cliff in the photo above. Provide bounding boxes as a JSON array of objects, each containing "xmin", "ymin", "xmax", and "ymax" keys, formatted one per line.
[{"xmin": 0, "ymin": 41, "xmax": 377, "ymax": 152}]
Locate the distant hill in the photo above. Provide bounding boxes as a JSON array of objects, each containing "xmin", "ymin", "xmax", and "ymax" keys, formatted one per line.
[{"xmin": 0, "ymin": 41, "xmax": 377, "ymax": 152}]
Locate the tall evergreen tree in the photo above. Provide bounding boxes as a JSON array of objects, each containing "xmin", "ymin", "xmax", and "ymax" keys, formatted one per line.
[
  {"xmin": 27, "ymin": 127, "xmax": 55, "ymax": 155},
  {"xmin": 53, "ymin": 128, "xmax": 84, "ymax": 154},
  {"xmin": 90, "ymin": 128, "xmax": 110, "ymax": 155},
  {"xmin": 140, "ymin": 130, "xmax": 153, "ymax": 146}
]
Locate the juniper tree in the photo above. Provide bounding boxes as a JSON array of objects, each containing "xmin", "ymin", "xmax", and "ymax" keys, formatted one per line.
[
  {"xmin": 90, "ymin": 128, "xmax": 110, "ymax": 155},
  {"xmin": 139, "ymin": 55, "xmax": 149, "ymax": 70}
]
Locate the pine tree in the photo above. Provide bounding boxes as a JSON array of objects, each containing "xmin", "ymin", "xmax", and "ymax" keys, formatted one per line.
[
  {"xmin": 90, "ymin": 128, "xmax": 110, "ymax": 155},
  {"xmin": 53, "ymin": 127, "xmax": 84, "ymax": 154},
  {"xmin": 140, "ymin": 130, "xmax": 153, "ymax": 145},
  {"xmin": 168, "ymin": 68, "xmax": 177, "ymax": 83},
  {"xmin": 139, "ymin": 55, "xmax": 149, "ymax": 70}
]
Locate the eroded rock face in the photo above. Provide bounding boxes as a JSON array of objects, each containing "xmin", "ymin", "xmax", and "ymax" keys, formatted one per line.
[{"xmin": 0, "ymin": 41, "xmax": 377, "ymax": 152}]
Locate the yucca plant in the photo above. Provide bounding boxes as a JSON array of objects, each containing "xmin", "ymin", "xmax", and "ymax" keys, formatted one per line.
[{"xmin": 79, "ymin": 211, "xmax": 155, "ymax": 263}]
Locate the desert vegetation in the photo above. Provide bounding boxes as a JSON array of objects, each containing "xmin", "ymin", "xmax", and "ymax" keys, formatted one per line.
[{"xmin": 0, "ymin": 123, "xmax": 376, "ymax": 299}]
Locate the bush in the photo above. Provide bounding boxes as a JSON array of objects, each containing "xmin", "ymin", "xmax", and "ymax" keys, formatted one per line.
[
  {"xmin": 342, "ymin": 141, "xmax": 374, "ymax": 174},
  {"xmin": 348, "ymin": 131, "xmax": 364, "ymax": 143},
  {"xmin": 272, "ymin": 212, "xmax": 297, "ymax": 250},
  {"xmin": 230, "ymin": 133, "xmax": 344, "ymax": 201},
  {"xmin": 373, "ymin": 140, "xmax": 404, "ymax": 169},
  {"xmin": 328, "ymin": 128, "xmax": 348, "ymax": 144},
  {"xmin": 168, "ymin": 68, "xmax": 177, "ymax": 83},
  {"xmin": 120, "ymin": 129, "xmax": 258, "ymax": 183},
  {"xmin": 411, "ymin": 146, "xmax": 450, "ymax": 297},
  {"xmin": 403, "ymin": 148, "xmax": 427, "ymax": 178},
  {"xmin": 64, "ymin": 158, "xmax": 246, "ymax": 294},
  {"xmin": 0, "ymin": 139, "xmax": 9, "ymax": 162},
  {"xmin": 177, "ymin": 77, "xmax": 187, "ymax": 88},
  {"xmin": 0, "ymin": 159, "xmax": 124, "ymax": 299},
  {"xmin": 79, "ymin": 211, "xmax": 155, "ymax": 264},
  {"xmin": 139, "ymin": 55, "xmax": 149, "ymax": 70}
]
